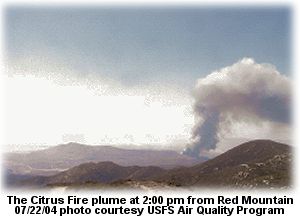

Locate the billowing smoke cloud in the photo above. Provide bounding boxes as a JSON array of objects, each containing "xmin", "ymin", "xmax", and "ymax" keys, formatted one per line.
[{"xmin": 183, "ymin": 58, "xmax": 291, "ymax": 158}]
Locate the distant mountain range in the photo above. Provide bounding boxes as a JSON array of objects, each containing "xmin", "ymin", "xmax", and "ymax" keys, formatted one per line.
[
  {"xmin": 4, "ymin": 140, "xmax": 292, "ymax": 189},
  {"xmin": 4, "ymin": 142, "xmax": 203, "ymax": 176}
]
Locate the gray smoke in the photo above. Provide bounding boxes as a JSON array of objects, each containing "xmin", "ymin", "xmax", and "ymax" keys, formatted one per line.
[{"xmin": 183, "ymin": 58, "xmax": 291, "ymax": 158}]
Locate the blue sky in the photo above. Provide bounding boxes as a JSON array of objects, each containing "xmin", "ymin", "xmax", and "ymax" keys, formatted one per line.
[
  {"xmin": 6, "ymin": 6, "xmax": 291, "ymax": 88},
  {"xmin": 3, "ymin": 6, "xmax": 292, "ymax": 148}
]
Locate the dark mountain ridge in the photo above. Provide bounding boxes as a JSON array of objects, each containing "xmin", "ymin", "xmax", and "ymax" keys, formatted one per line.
[
  {"xmin": 156, "ymin": 140, "xmax": 292, "ymax": 187},
  {"xmin": 5, "ymin": 139, "xmax": 292, "ymax": 189}
]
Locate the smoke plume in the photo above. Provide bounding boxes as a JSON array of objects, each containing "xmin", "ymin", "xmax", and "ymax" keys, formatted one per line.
[{"xmin": 183, "ymin": 58, "xmax": 291, "ymax": 158}]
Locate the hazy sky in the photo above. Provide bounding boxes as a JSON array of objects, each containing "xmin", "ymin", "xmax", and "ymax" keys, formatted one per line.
[{"xmin": 3, "ymin": 6, "xmax": 291, "ymax": 150}]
